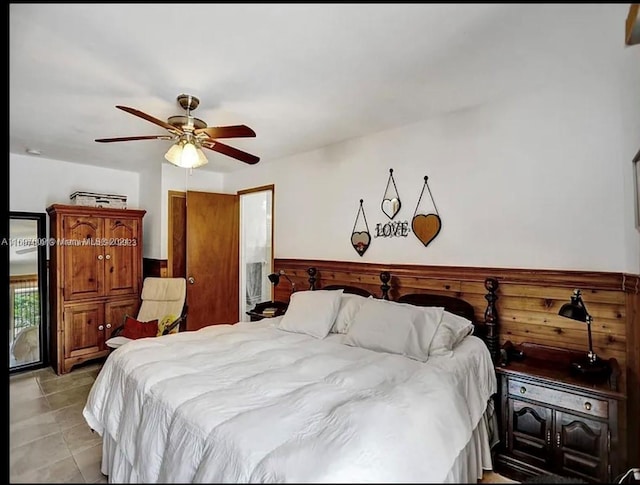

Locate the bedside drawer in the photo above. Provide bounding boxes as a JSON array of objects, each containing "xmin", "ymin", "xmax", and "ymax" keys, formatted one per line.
[{"xmin": 508, "ymin": 379, "xmax": 608, "ymax": 419}]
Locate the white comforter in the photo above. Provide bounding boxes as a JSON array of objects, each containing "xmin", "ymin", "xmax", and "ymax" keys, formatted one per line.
[{"xmin": 83, "ymin": 320, "xmax": 496, "ymax": 483}]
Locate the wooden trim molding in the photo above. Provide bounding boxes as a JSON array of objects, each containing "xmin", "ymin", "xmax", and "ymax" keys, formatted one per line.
[
  {"xmin": 276, "ymin": 258, "xmax": 636, "ymax": 292},
  {"xmin": 624, "ymin": 273, "xmax": 640, "ymax": 294},
  {"xmin": 626, "ymin": 4, "xmax": 639, "ymax": 45},
  {"xmin": 167, "ymin": 190, "xmax": 186, "ymax": 278},
  {"xmin": 10, "ymin": 274, "xmax": 39, "ymax": 284},
  {"xmin": 237, "ymin": 184, "xmax": 275, "ymax": 196}
]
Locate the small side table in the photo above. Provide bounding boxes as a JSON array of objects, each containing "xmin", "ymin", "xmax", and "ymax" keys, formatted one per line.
[{"xmin": 246, "ymin": 300, "xmax": 288, "ymax": 322}]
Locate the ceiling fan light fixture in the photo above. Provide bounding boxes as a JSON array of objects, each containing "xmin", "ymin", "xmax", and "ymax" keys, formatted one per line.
[{"xmin": 164, "ymin": 138, "xmax": 208, "ymax": 169}]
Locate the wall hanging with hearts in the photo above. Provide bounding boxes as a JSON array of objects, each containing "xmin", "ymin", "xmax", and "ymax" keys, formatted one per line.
[
  {"xmin": 412, "ymin": 176, "xmax": 442, "ymax": 248},
  {"xmin": 380, "ymin": 168, "xmax": 402, "ymax": 220},
  {"xmin": 351, "ymin": 199, "xmax": 371, "ymax": 257}
]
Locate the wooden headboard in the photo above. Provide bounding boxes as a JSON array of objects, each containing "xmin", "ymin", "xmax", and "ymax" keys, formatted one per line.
[
  {"xmin": 306, "ymin": 267, "xmax": 499, "ymax": 358},
  {"xmin": 321, "ymin": 285, "xmax": 373, "ymax": 298}
]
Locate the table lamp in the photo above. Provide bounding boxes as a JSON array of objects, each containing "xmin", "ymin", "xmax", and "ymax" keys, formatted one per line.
[
  {"xmin": 267, "ymin": 270, "xmax": 296, "ymax": 300},
  {"xmin": 558, "ymin": 289, "xmax": 609, "ymax": 375}
]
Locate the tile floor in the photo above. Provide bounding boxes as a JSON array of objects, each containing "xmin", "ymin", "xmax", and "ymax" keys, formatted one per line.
[
  {"xmin": 10, "ymin": 361, "xmax": 107, "ymax": 483},
  {"xmin": 9, "ymin": 360, "xmax": 517, "ymax": 484}
]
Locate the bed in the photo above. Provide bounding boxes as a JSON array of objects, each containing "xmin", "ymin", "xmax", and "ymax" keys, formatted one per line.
[{"xmin": 83, "ymin": 270, "xmax": 499, "ymax": 483}]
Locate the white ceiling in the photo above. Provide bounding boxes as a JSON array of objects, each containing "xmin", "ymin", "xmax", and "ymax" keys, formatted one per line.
[{"xmin": 9, "ymin": 4, "xmax": 629, "ymax": 173}]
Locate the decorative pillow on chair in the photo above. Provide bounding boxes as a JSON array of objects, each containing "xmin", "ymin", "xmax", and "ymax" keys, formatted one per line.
[
  {"xmin": 156, "ymin": 314, "xmax": 180, "ymax": 336},
  {"xmin": 277, "ymin": 289, "xmax": 344, "ymax": 339},
  {"xmin": 121, "ymin": 315, "xmax": 159, "ymax": 340}
]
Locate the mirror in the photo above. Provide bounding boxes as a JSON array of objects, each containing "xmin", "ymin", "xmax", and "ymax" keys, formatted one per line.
[{"xmin": 9, "ymin": 212, "xmax": 48, "ymax": 373}]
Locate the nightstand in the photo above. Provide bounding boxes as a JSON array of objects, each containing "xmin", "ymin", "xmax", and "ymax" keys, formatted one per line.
[
  {"xmin": 494, "ymin": 341, "xmax": 626, "ymax": 484},
  {"xmin": 246, "ymin": 300, "xmax": 288, "ymax": 322}
]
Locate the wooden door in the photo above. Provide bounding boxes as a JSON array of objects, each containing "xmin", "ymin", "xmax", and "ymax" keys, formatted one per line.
[
  {"xmin": 62, "ymin": 215, "xmax": 104, "ymax": 301},
  {"xmin": 103, "ymin": 217, "xmax": 140, "ymax": 297},
  {"xmin": 186, "ymin": 191, "xmax": 239, "ymax": 330},
  {"xmin": 63, "ymin": 302, "xmax": 104, "ymax": 359}
]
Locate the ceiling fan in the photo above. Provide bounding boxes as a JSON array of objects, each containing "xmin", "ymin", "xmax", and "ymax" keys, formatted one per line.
[{"xmin": 95, "ymin": 94, "xmax": 259, "ymax": 168}]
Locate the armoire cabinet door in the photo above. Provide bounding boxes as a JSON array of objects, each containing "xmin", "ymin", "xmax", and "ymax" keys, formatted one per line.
[
  {"xmin": 62, "ymin": 215, "xmax": 104, "ymax": 301},
  {"xmin": 104, "ymin": 218, "xmax": 140, "ymax": 297},
  {"xmin": 105, "ymin": 298, "xmax": 140, "ymax": 337},
  {"xmin": 63, "ymin": 303, "xmax": 105, "ymax": 359}
]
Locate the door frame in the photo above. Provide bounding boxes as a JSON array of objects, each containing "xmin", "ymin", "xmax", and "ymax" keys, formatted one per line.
[
  {"xmin": 167, "ymin": 190, "xmax": 186, "ymax": 278},
  {"xmin": 9, "ymin": 211, "xmax": 49, "ymax": 373},
  {"xmin": 237, "ymin": 184, "xmax": 275, "ymax": 318}
]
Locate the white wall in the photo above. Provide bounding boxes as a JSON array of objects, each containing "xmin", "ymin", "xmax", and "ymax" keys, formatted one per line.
[
  {"xmin": 224, "ymin": 64, "xmax": 640, "ymax": 273},
  {"xmin": 10, "ymin": 153, "xmax": 140, "ymax": 213},
  {"xmin": 10, "ymin": 154, "xmax": 141, "ymax": 259},
  {"xmin": 619, "ymin": 47, "xmax": 640, "ymax": 274},
  {"xmin": 138, "ymin": 164, "xmax": 162, "ymax": 258}
]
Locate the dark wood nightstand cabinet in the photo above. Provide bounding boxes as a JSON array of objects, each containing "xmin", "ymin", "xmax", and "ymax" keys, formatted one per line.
[
  {"xmin": 246, "ymin": 300, "xmax": 288, "ymax": 322},
  {"xmin": 495, "ymin": 342, "xmax": 626, "ymax": 484}
]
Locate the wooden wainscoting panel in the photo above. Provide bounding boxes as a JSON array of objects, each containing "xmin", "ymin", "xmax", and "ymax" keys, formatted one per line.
[
  {"xmin": 625, "ymin": 287, "xmax": 640, "ymax": 465},
  {"xmin": 142, "ymin": 258, "xmax": 168, "ymax": 278}
]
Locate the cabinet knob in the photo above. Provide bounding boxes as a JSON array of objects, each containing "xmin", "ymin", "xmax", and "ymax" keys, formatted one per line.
[
  {"xmin": 97, "ymin": 254, "xmax": 104, "ymax": 260},
  {"xmin": 106, "ymin": 323, "xmax": 112, "ymax": 329},
  {"xmin": 98, "ymin": 325, "xmax": 104, "ymax": 331},
  {"xmin": 519, "ymin": 386, "xmax": 526, "ymax": 394},
  {"xmin": 188, "ymin": 276, "xmax": 195, "ymax": 285},
  {"xmin": 105, "ymin": 254, "xmax": 111, "ymax": 260},
  {"xmin": 584, "ymin": 401, "xmax": 592, "ymax": 411}
]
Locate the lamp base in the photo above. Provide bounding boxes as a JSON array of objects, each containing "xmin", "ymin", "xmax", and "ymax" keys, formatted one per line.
[{"xmin": 570, "ymin": 356, "xmax": 610, "ymax": 378}]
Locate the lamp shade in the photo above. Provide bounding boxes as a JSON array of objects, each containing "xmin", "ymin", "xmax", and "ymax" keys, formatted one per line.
[
  {"xmin": 164, "ymin": 138, "xmax": 208, "ymax": 169},
  {"xmin": 558, "ymin": 292, "xmax": 588, "ymax": 322},
  {"xmin": 267, "ymin": 273, "xmax": 280, "ymax": 285}
]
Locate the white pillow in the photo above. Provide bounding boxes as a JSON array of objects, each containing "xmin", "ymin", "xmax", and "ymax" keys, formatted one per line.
[
  {"xmin": 331, "ymin": 293, "xmax": 369, "ymax": 333},
  {"xmin": 404, "ymin": 305, "xmax": 445, "ymax": 362},
  {"xmin": 428, "ymin": 310, "xmax": 474, "ymax": 356},
  {"xmin": 277, "ymin": 289, "xmax": 344, "ymax": 339},
  {"xmin": 344, "ymin": 299, "xmax": 444, "ymax": 362}
]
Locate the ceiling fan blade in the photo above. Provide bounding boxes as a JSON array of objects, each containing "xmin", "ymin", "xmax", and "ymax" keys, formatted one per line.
[
  {"xmin": 194, "ymin": 125, "xmax": 256, "ymax": 139},
  {"xmin": 202, "ymin": 141, "xmax": 260, "ymax": 165},
  {"xmin": 15, "ymin": 247, "xmax": 37, "ymax": 255},
  {"xmin": 116, "ymin": 106, "xmax": 183, "ymax": 134},
  {"xmin": 95, "ymin": 135, "xmax": 174, "ymax": 143}
]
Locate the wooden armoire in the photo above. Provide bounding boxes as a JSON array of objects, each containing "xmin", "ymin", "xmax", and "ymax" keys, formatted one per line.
[{"xmin": 47, "ymin": 204, "xmax": 146, "ymax": 374}]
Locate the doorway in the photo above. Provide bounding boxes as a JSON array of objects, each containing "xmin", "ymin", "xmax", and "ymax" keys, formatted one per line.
[
  {"xmin": 167, "ymin": 186, "xmax": 274, "ymax": 326},
  {"xmin": 9, "ymin": 212, "xmax": 48, "ymax": 373},
  {"xmin": 239, "ymin": 185, "xmax": 274, "ymax": 320}
]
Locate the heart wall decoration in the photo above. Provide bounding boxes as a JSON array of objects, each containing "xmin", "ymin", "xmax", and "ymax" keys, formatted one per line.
[
  {"xmin": 380, "ymin": 168, "xmax": 402, "ymax": 219},
  {"xmin": 412, "ymin": 213, "xmax": 441, "ymax": 247},
  {"xmin": 412, "ymin": 176, "xmax": 442, "ymax": 248},
  {"xmin": 351, "ymin": 199, "xmax": 371, "ymax": 257}
]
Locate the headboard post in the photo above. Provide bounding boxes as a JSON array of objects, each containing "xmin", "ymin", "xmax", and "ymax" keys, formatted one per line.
[
  {"xmin": 307, "ymin": 267, "xmax": 317, "ymax": 290},
  {"xmin": 484, "ymin": 277, "xmax": 500, "ymax": 362},
  {"xmin": 380, "ymin": 271, "xmax": 391, "ymax": 300}
]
